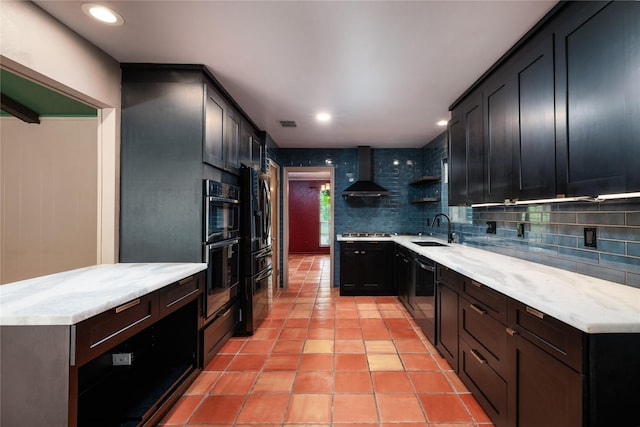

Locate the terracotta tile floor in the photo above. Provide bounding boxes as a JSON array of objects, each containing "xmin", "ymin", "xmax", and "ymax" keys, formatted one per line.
[{"xmin": 159, "ymin": 254, "xmax": 495, "ymax": 427}]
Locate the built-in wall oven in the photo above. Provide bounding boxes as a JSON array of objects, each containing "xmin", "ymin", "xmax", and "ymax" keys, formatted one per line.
[
  {"xmin": 203, "ymin": 179, "xmax": 241, "ymax": 320},
  {"xmin": 204, "ymin": 179, "xmax": 240, "ymax": 244},
  {"xmin": 204, "ymin": 238, "xmax": 240, "ymax": 319}
]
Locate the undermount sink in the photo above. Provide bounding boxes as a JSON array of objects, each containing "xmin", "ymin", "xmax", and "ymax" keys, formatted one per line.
[{"xmin": 411, "ymin": 241, "xmax": 448, "ymax": 247}]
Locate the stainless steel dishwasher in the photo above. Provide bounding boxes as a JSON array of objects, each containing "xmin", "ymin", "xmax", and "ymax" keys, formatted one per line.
[{"xmin": 414, "ymin": 255, "xmax": 436, "ymax": 345}]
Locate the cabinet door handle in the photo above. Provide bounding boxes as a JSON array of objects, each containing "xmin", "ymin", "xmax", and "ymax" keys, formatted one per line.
[
  {"xmin": 471, "ymin": 280, "xmax": 482, "ymax": 288},
  {"xmin": 469, "ymin": 303, "xmax": 487, "ymax": 315},
  {"xmin": 354, "ymin": 250, "xmax": 360, "ymax": 254},
  {"xmin": 525, "ymin": 306, "xmax": 545, "ymax": 320},
  {"xmin": 505, "ymin": 327, "xmax": 518, "ymax": 336},
  {"xmin": 361, "ymin": 251, "xmax": 366, "ymax": 254},
  {"xmin": 179, "ymin": 275, "xmax": 194, "ymax": 286},
  {"xmin": 470, "ymin": 349, "xmax": 487, "ymax": 364},
  {"xmin": 115, "ymin": 298, "xmax": 141, "ymax": 313}
]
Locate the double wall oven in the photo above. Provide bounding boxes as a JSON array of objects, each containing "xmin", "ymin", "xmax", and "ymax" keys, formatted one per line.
[
  {"xmin": 203, "ymin": 179, "xmax": 241, "ymax": 320},
  {"xmin": 238, "ymin": 166, "xmax": 273, "ymax": 335}
]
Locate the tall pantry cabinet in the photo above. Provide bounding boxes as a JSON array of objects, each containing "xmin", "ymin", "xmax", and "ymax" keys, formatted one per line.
[{"xmin": 119, "ymin": 64, "xmax": 261, "ymax": 263}]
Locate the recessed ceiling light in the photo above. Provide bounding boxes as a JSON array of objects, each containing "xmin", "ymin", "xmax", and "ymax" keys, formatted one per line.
[
  {"xmin": 437, "ymin": 120, "xmax": 448, "ymax": 127},
  {"xmin": 82, "ymin": 3, "xmax": 124, "ymax": 26},
  {"xmin": 316, "ymin": 113, "xmax": 331, "ymax": 122}
]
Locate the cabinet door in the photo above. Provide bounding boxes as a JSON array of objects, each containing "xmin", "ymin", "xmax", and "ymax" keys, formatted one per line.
[
  {"xmin": 359, "ymin": 244, "xmax": 390, "ymax": 292},
  {"xmin": 448, "ymin": 91, "xmax": 483, "ymax": 204},
  {"xmin": 448, "ymin": 108, "xmax": 466, "ymax": 205},
  {"xmin": 484, "ymin": 69, "xmax": 514, "ymax": 203},
  {"xmin": 465, "ymin": 92, "xmax": 484, "ymax": 203},
  {"xmin": 436, "ymin": 282, "xmax": 458, "ymax": 371},
  {"xmin": 340, "ymin": 243, "xmax": 360, "ymax": 294},
  {"xmin": 395, "ymin": 250, "xmax": 414, "ymax": 314},
  {"xmin": 555, "ymin": 1, "xmax": 640, "ymax": 196},
  {"xmin": 204, "ymin": 85, "xmax": 226, "ymax": 170},
  {"xmin": 508, "ymin": 334, "xmax": 582, "ymax": 427},
  {"xmin": 239, "ymin": 120, "xmax": 252, "ymax": 168},
  {"xmin": 226, "ymin": 108, "xmax": 241, "ymax": 172},
  {"xmin": 252, "ymin": 132, "xmax": 263, "ymax": 171},
  {"xmin": 513, "ymin": 33, "xmax": 556, "ymax": 200}
]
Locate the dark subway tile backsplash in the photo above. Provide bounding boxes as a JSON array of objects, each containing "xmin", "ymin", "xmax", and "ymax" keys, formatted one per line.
[{"xmin": 462, "ymin": 201, "xmax": 640, "ymax": 288}]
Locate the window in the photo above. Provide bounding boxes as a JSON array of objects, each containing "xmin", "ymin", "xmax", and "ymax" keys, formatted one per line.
[{"xmin": 319, "ymin": 184, "xmax": 331, "ymax": 246}]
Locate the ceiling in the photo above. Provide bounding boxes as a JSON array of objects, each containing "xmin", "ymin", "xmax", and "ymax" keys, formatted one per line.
[{"xmin": 33, "ymin": 0, "xmax": 557, "ymax": 148}]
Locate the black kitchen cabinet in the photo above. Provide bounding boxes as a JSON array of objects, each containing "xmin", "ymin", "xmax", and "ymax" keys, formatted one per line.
[
  {"xmin": 448, "ymin": 90, "xmax": 483, "ymax": 205},
  {"xmin": 449, "ymin": 1, "xmax": 640, "ymax": 203},
  {"xmin": 435, "ymin": 265, "xmax": 460, "ymax": 371},
  {"xmin": 395, "ymin": 246, "xmax": 415, "ymax": 315},
  {"xmin": 225, "ymin": 106, "xmax": 241, "ymax": 173},
  {"xmin": 340, "ymin": 241, "xmax": 394, "ymax": 296},
  {"xmin": 432, "ymin": 262, "xmax": 640, "ymax": 427},
  {"xmin": 483, "ymin": 68, "xmax": 513, "ymax": 203},
  {"xmin": 447, "ymin": 108, "xmax": 466, "ymax": 205},
  {"xmin": 509, "ymin": 333, "xmax": 582, "ymax": 427},
  {"xmin": 512, "ymin": 32, "xmax": 556, "ymax": 200},
  {"xmin": 555, "ymin": 1, "xmax": 640, "ymax": 196},
  {"xmin": 204, "ymin": 84, "xmax": 227, "ymax": 171}
]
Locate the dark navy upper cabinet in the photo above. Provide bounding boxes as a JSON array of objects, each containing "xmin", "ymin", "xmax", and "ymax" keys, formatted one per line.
[
  {"xmin": 204, "ymin": 84, "xmax": 226, "ymax": 171},
  {"xmin": 483, "ymin": 68, "xmax": 514, "ymax": 203},
  {"xmin": 555, "ymin": 1, "xmax": 640, "ymax": 197},
  {"xmin": 448, "ymin": 1, "xmax": 640, "ymax": 205},
  {"xmin": 449, "ymin": 90, "xmax": 483, "ymax": 205},
  {"xmin": 513, "ymin": 32, "xmax": 556, "ymax": 200}
]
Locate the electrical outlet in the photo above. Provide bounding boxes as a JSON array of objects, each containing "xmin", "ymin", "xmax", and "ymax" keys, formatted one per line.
[
  {"xmin": 486, "ymin": 221, "xmax": 496, "ymax": 234},
  {"xmin": 584, "ymin": 227, "xmax": 597, "ymax": 248},
  {"xmin": 517, "ymin": 223, "xmax": 525, "ymax": 238},
  {"xmin": 112, "ymin": 352, "xmax": 134, "ymax": 366}
]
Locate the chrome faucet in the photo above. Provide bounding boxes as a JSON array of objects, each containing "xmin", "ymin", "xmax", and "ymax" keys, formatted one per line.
[{"xmin": 431, "ymin": 213, "xmax": 454, "ymax": 243}]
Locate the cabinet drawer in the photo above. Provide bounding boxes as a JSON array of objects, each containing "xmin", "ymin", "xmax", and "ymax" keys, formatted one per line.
[
  {"xmin": 436, "ymin": 264, "xmax": 463, "ymax": 291},
  {"xmin": 459, "ymin": 296, "xmax": 508, "ymax": 379},
  {"xmin": 202, "ymin": 302, "xmax": 237, "ymax": 367},
  {"xmin": 159, "ymin": 273, "xmax": 203, "ymax": 317},
  {"xmin": 509, "ymin": 299, "xmax": 584, "ymax": 372},
  {"xmin": 460, "ymin": 278, "xmax": 507, "ymax": 323},
  {"xmin": 75, "ymin": 293, "xmax": 158, "ymax": 366},
  {"xmin": 459, "ymin": 337, "xmax": 508, "ymax": 427}
]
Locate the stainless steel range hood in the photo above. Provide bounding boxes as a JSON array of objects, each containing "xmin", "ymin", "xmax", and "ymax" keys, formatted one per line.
[{"xmin": 342, "ymin": 146, "xmax": 390, "ymax": 198}]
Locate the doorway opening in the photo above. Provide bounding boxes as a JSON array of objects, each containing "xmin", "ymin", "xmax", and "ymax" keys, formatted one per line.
[{"xmin": 282, "ymin": 167, "xmax": 334, "ymax": 289}]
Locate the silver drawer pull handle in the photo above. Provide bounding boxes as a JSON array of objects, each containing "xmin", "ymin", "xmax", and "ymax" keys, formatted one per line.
[
  {"xmin": 506, "ymin": 327, "xmax": 518, "ymax": 336},
  {"xmin": 361, "ymin": 251, "xmax": 366, "ymax": 254},
  {"xmin": 471, "ymin": 349, "xmax": 487, "ymax": 364},
  {"xmin": 470, "ymin": 303, "xmax": 487, "ymax": 315},
  {"xmin": 525, "ymin": 306, "xmax": 545, "ymax": 320},
  {"xmin": 471, "ymin": 280, "xmax": 482, "ymax": 288},
  {"xmin": 115, "ymin": 298, "xmax": 141, "ymax": 313},
  {"xmin": 179, "ymin": 275, "xmax": 194, "ymax": 286}
]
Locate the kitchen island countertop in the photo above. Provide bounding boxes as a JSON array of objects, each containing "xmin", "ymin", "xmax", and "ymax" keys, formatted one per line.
[
  {"xmin": 338, "ymin": 234, "xmax": 640, "ymax": 334},
  {"xmin": 0, "ymin": 263, "xmax": 207, "ymax": 326}
]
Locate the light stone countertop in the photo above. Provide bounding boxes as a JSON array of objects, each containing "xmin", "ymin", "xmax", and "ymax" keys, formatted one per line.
[
  {"xmin": 0, "ymin": 263, "xmax": 207, "ymax": 326},
  {"xmin": 337, "ymin": 234, "xmax": 640, "ymax": 334}
]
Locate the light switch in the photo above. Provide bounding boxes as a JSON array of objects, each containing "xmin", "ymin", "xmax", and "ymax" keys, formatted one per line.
[{"xmin": 584, "ymin": 227, "xmax": 597, "ymax": 248}]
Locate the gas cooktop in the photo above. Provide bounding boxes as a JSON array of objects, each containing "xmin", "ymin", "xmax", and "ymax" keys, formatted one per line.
[{"xmin": 341, "ymin": 231, "xmax": 391, "ymax": 238}]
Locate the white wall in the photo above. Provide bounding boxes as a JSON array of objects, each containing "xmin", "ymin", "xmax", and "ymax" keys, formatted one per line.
[
  {"xmin": 1, "ymin": 1, "xmax": 122, "ymax": 267},
  {"xmin": 1, "ymin": 117, "xmax": 98, "ymax": 283}
]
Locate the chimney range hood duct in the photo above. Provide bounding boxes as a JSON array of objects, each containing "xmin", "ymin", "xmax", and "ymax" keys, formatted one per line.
[{"xmin": 342, "ymin": 146, "xmax": 390, "ymax": 198}]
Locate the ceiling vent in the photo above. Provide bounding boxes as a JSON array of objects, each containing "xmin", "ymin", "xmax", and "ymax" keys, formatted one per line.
[{"xmin": 279, "ymin": 120, "xmax": 297, "ymax": 128}]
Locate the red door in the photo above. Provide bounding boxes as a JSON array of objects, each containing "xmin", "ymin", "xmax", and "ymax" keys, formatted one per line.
[{"xmin": 289, "ymin": 180, "xmax": 329, "ymax": 254}]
